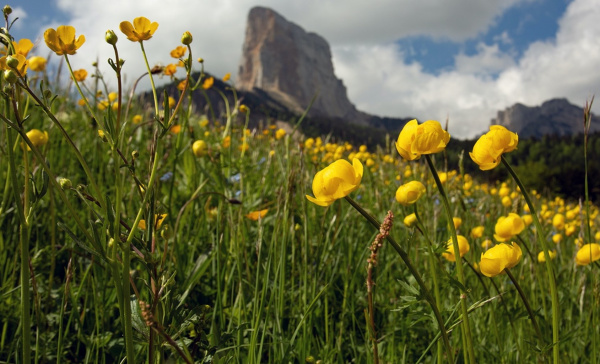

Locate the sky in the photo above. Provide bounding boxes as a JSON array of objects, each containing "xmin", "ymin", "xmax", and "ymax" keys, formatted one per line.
[{"xmin": 11, "ymin": 0, "xmax": 600, "ymax": 138}]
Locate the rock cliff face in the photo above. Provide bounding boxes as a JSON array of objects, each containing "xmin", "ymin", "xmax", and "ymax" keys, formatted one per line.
[
  {"xmin": 236, "ymin": 7, "xmax": 369, "ymax": 125},
  {"xmin": 491, "ymin": 98, "xmax": 598, "ymax": 138}
]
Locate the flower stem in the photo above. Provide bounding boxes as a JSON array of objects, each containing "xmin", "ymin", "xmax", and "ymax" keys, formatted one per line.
[
  {"xmin": 139, "ymin": 41, "xmax": 160, "ymax": 117},
  {"xmin": 425, "ymin": 154, "xmax": 475, "ymax": 364},
  {"xmin": 345, "ymin": 196, "xmax": 454, "ymax": 363},
  {"xmin": 504, "ymin": 268, "xmax": 543, "ymax": 344},
  {"xmin": 502, "ymin": 157, "xmax": 559, "ymax": 363}
]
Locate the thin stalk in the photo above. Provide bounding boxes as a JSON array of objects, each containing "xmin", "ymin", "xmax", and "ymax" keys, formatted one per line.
[
  {"xmin": 344, "ymin": 196, "xmax": 454, "ymax": 363},
  {"xmin": 425, "ymin": 154, "xmax": 475, "ymax": 363},
  {"xmin": 502, "ymin": 157, "xmax": 559, "ymax": 363},
  {"xmin": 504, "ymin": 268, "xmax": 543, "ymax": 344},
  {"xmin": 139, "ymin": 41, "xmax": 160, "ymax": 117}
]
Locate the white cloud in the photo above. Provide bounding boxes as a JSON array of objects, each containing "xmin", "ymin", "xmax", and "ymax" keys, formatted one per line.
[
  {"xmin": 9, "ymin": 6, "xmax": 27, "ymax": 30},
  {"xmin": 25, "ymin": 0, "xmax": 600, "ymax": 138}
]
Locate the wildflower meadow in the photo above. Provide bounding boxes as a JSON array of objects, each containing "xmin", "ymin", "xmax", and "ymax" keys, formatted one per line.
[{"xmin": 2, "ymin": 6, "xmax": 600, "ymax": 363}]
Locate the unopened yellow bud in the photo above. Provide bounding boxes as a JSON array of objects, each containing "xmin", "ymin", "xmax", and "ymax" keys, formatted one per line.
[
  {"xmin": 105, "ymin": 30, "xmax": 118, "ymax": 45},
  {"xmin": 181, "ymin": 31, "xmax": 193, "ymax": 45}
]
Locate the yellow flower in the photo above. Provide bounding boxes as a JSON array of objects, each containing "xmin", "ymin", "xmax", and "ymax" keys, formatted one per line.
[
  {"xmin": 108, "ymin": 92, "xmax": 118, "ymax": 102},
  {"xmin": 522, "ymin": 214, "xmax": 533, "ymax": 226},
  {"xmin": 168, "ymin": 96, "xmax": 176, "ymax": 109},
  {"xmin": 132, "ymin": 114, "xmax": 143, "ymax": 124},
  {"xmin": 28, "ymin": 56, "xmax": 47, "ymax": 72},
  {"xmin": 177, "ymin": 79, "xmax": 188, "ymax": 91},
  {"xmin": 163, "ymin": 64, "xmax": 177, "ymax": 76},
  {"xmin": 138, "ymin": 213, "xmax": 167, "ymax": 230},
  {"xmin": 538, "ymin": 250, "xmax": 557, "ymax": 263},
  {"xmin": 470, "ymin": 225, "xmax": 485, "ymax": 239},
  {"xmin": 170, "ymin": 45, "xmax": 187, "ymax": 58},
  {"xmin": 275, "ymin": 128, "xmax": 286, "ymax": 140},
  {"xmin": 25, "ymin": 129, "xmax": 49, "ymax": 150},
  {"xmin": 13, "ymin": 39, "xmax": 34, "ymax": 56},
  {"xmin": 223, "ymin": 73, "xmax": 231, "ymax": 82},
  {"xmin": 0, "ymin": 54, "xmax": 27, "ymax": 76},
  {"xmin": 306, "ymin": 159, "xmax": 363, "ymax": 207},
  {"xmin": 119, "ymin": 17, "xmax": 159, "ymax": 42},
  {"xmin": 552, "ymin": 234, "xmax": 562, "ymax": 244},
  {"xmin": 453, "ymin": 217, "xmax": 462, "ymax": 229},
  {"xmin": 442, "ymin": 235, "xmax": 470, "ymax": 262},
  {"xmin": 192, "ymin": 140, "xmax": 207, "ymax": 157},
  {"xmin": 395, "ymin": 180, "xmax": 426, "ymax": 206},
  {"xmin": 552, "ymin": 214, "xmax": 565, "ymax": 230},
  {"xmin": 245, "ymin": 209, "xmax": 269, "ymax": 221},
  {"xmin": 72, "ymin": 69, "xmax": 88, "ymax": 82},
  {"xmin": 396, "ymin": 119, "xmax": 450, "ymax": 161},
  {"xmin": 202, "ymin": 76, "xmax": 214, "ymax": 89},
  {"xmin": 501, "ymin": 196, "xmax": 512, "ymax": 207},
  {"xmin": 470, "ymin": 125, "xmax": 518, "ymax": 170},
  {"xmin": 404, "ymin": 213, "xmax": 417, "ymax": 227},
  {"xmin": 222, "ymin": 136, "xmax": 231, "ymax": 148},
  {"xmin": 575, "ymin": 243, "xmax": 600, "ymax": 265},
  {"xmin": 481, "ymin": 239, "xmax": 493, "ymax": 249},
  {"xmin": 44, "ymin": 26, "xmax": 85, "ymax": 55},
  {"xmin": 494, "ymin": 213, "xmax": 525, "ymax": 242},
  {"xmin": 479, "ymin": 242, "xmax": 522, "ymax": 277},
  {"xmin": 170, "ymin": 125, "xmax": 181, "ymax": 134}
]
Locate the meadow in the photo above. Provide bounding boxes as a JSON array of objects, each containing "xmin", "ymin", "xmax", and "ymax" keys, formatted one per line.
[{"xmin": 1, "ymin": 8, "xmax": 600, "ymax": 364}]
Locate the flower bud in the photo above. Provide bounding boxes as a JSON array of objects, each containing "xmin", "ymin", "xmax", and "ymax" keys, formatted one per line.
[
  {"xmin": 3, "ymin": 5, "xmax": 12, "ymax": 16},
  {"xmin": 6, "ymin": 55, "xmax": 19, "ymax": 69},
  {"xmin": 4, "ymin": 69, "xmax": 17, "ymax": 83},
  {"xmin": 98, "ymin": 129, "xmax": 108, "ymax": 142},
  {"xmin": 181, "ymin": 31, "xmax": 193, "ymax": 45},
  {"xmin": 197, "ymin": 57, "xmax": 204, "ymax": 63},
  {"xmin": 76, "ymin": 184, "xmax": 87, "ymax": 193},
  {"xmin": 57, "ymin": 177, "xmax": 73, "ymax": 190},
  {"xmin": 105, "ymin": 30, "xmax": 118, "ymax": 45},
  {"xmin": 131, "ymin": 150, "xmax": 139, "ymax": 160}
]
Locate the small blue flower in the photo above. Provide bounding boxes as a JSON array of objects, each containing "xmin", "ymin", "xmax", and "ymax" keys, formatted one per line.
[
  {"xmin": 160, "ymin": 172, "xmax": 173, "ymax": 182},
  {"xmin": 229, "ymin": 173, "xmax": 241, "ymax": 183},
  {"xmin": 258, "ymin": 157, "xmax": 266, "ymax": 165}
]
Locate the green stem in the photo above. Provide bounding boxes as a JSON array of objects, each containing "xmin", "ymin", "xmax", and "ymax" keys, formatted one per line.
[
  {"xmin": 344, "ymin": 196, "xmax": 454, "ymax": 363},
  {"xmin": 502, "ymin": 157, "xmax": 559, "ymax": 363},
  {"xmin": 139, "ymin": 41, "xmax": 160, "ymax": 117},
  {"xmin": 6, "ymin": 126, "xmax": 30, "ymax": 364},
  {"xmin": 425, "ymin": 154, "xmax": 475, "ymax": 364},
  {"xmin": 504, "ymin": 268, "xmax": 543, "ymax": 344}
]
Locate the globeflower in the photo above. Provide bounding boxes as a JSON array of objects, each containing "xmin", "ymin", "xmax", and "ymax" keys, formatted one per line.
[
  {"xmin": 575, "ymin": 243, "xmax": 600, "ymax": 265},
  {"xmin": 470, "ymin": 125, "xmax": 518, "ymax": 170},
  {"xmin": 396, "ymin": 119, "xmax": 450, "ymax": 161},
  {"xmin": 306, "ymin": 158, "xmax": 363, "ymax": 207},
  {"xmin": 395, "ymin": 180, "xmax": 426, "ymax": 205},
  {"xmin": 442, "ymin": 235, "xmax": 470, "ymax": 262},
  {"xmin": 470, "ymin": 225, "xmax": 485, "ymax": 239},
  {"xmin": 28, "ymin": 56, "xmax": 47, "ymax": 72},
  {"xmin": 494, "ymin": 213, "xmax": 525, "ymax": 242},
  {"xmin": 44, "ymin": 26, "xmax": 85, "ymax": 55},
  {"xmin": 479, "ymin": 242, "xmax": 522, "ymax": 277},
  {"xmin": 119, "ymin": 17, "xmax": 159, "ymax": 42},
  {"xmin": 404, "ymin": 213, "xmax": 417, "ymax": 227},
  {"xmin": 25, "ymin": 129, "xmax": 49, "ymax": 150},
  {"xmin": 192, "ymin": 140, "xmax": 207, "ymax": 157},
  {"xmin": 538, "ymin": 250, "xmax": 557, "ymax": 263}
]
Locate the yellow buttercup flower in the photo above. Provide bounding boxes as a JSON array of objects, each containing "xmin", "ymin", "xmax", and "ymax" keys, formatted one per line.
[
  {"xmin": 177, "ymin": 79, "xmax": 188, "ymax": 91},
  {"xmin": 442, "ymin": 235, "xmax": 470, "ymax": 262},
  {"xmin": 132, "ymin": 114, "xmax": 143, "ymax": 124},
  {"xmin": 552, "ymin": 214, "xmax": 565, "ymax": 230},
  {"xmin": 479, "ymin": 242, "xmax": 522, "ymax": 277},
  {"xmin": 119, "ymin": 17, "xmax": 159, "ymax": 42},
  {"xmin": 575, "ymin": 243, "xmax": 600, "ymax": 265},
  {"xmin": 470, "ymin": 226, "xmax": 485, "ymax": 239},
  {"xmin": 275, "ymin": 128, "xmax": 286, "ymax": 140},
  {"xmin": 138, "ymin": 213, "xmax": 167, "ymax": 230},
  {"xmin": 404, "ymin": 213, "xmax": 417, "ymax": 227},
  {"xmin": 44, "ymin": 26, "xmax": 85, "ymax": 55},
  {"xmin": 72, "ymin": 69, "xmax": 88, "ymax": 82},
  {"xmin": 25, "ymin": 129, "xmax": 49, "ymax": 150},
  {"xmin": 470, "ymin": 125, "xmax": 518, "ymax": 170},
  {"xmin": 453, "ymin": 217, "xmax": 462, "ymax": 229},
  {"xmin": 164, "ymin": 64, "xmax": 177, "ymax": 76},
  {"xmin": 202, "ymin": 76, "xmax": 214, "ymax": 90},
  {"xmin": 494, "ymin": 213, "xmax": 525, "ymax": 242},
  {"xmin": 395, "ymin": 180, "xmax": 426, "ymax": 206},
  {"xmin": 538, "ymin": 250, "xmax": 557, "ymax": 263},
  {"xmin": 13, "ymin": 39, "xmax": 34, "ymax": 56},
  {"xmin": 170, "ymin": 45, "xmax": 187, "ymax": 58},
  {"xmin": 28, "ymin": 56, "xmax": 47, "ymax": 72},
  {"xmin": 306, "ymin": 158, "xmax": 363, "ymax": 207},
  {"xmin": 245, "ymin": 209, "xmax": 269, "ymax": 221},
  {"xmin": 192, "ymin": 140, "xmax": 208, "ymax": 157},
  {"xmin": 0, "ymin": 55, "xmax": 28, "ymax": 76},
  {"xmin": 223, "ymin": 72, "xmax": 231, "ymax": 82},
  {"xmin": 396, "ymin": 119, "xmax": 450, "ymax": 161}
]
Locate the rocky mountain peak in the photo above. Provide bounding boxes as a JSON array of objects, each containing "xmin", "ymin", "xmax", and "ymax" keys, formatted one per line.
[
  {"xmin": 236, "ymin": 7, "xmax": 369, "ymax": 125},
  {"xmin": 491, "ymin": 98, "xmax": 598, "ymax": 138}
]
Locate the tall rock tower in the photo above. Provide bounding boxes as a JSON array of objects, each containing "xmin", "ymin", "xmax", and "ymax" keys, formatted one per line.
[{"xmin": 236, "ymin": 7, "xmax": 369, "ymax": 124}]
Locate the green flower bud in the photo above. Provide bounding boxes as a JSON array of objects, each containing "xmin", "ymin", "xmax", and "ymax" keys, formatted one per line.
[
  {"xmin": 131, "ymin": 150, "xmax": 139, "ymax": 160},
  {"xmin": 181, "ymin": 31, "xmax": 193, "ymax": 45},
  {"xmin": 3, "ymin": 69, "xmax": 17, "ymax": 84},
  {"xmin": 105, "ymin": 30, "xmax": 118, "ymax": 45},
  {"xmin": 3, "ymin": 5, "xmax": 12, "ymax": 16},
  {"xmin": 57, "ymin": 177, "xmax": 73, "ymax": 190},
  {"xmin": 5, "ymin": 55, "xmax": 19, "ymax": 69}
]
